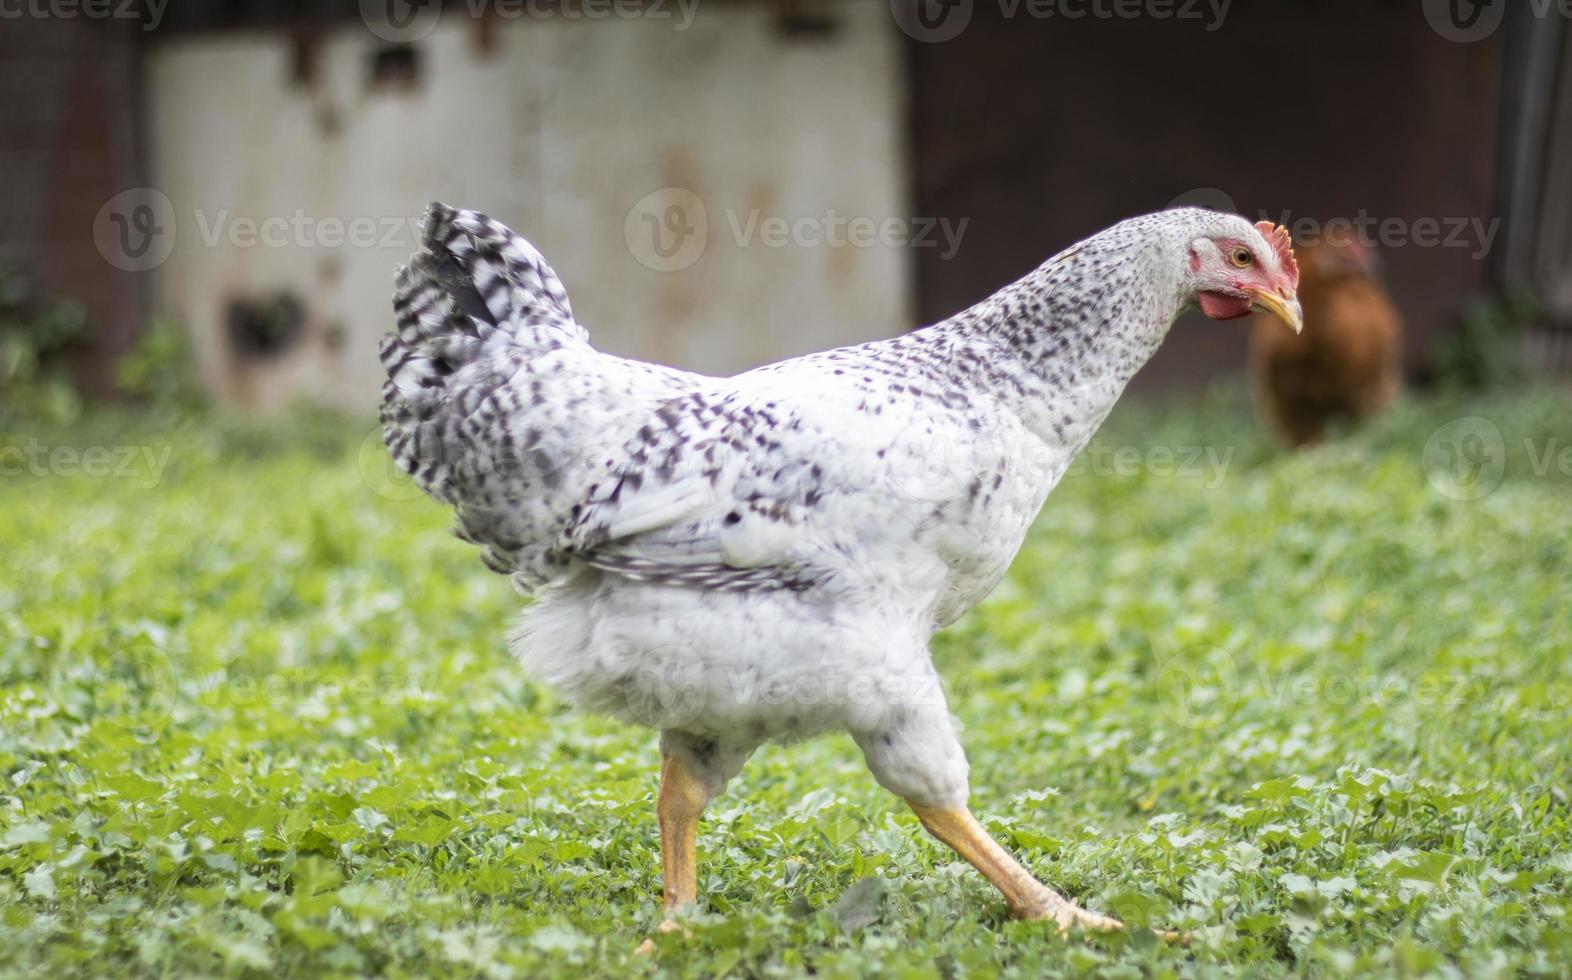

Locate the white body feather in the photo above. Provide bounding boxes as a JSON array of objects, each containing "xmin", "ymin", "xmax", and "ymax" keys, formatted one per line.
[{"xmin": 382, "ymin": 203, "xmax": 1259, "ymax": 804}]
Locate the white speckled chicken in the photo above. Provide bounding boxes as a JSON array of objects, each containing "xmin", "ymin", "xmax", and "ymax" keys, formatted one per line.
[{"xmin": 380, "ymin": 203, "xmax": 1301, "ymax": 934}]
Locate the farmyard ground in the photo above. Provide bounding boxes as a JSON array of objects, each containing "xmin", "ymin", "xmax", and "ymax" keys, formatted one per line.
[{"xmin": 2, "ymin": 387, "xmax": 1570, "ymax": 977}]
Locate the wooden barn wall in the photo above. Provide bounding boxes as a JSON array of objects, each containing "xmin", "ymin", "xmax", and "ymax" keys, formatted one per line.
[
  {"xmin": 1532, "ymin": 28, "xmax": 1572, "ymax": 364},
  {"xmin": 905, "ymin": 0, "xmax": 1502, "ymax": 389},
  {"xmin": 1498, "ymin": 11, "xmax": 1572, "ymax": 372},
  {"xmin": 145, "ymin": 6, "xmax": 910, "ymax": 412}
]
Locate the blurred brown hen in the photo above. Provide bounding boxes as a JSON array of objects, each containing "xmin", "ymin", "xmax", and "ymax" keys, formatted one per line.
[{"xmin": 1250, "ymin": 234, "xmax": 1402, "ymax": 446}]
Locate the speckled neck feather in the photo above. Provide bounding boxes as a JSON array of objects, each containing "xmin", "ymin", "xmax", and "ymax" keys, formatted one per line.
[{"xmin": 891, "ymin": 209, "xmax": 1221, "ymax": 449}]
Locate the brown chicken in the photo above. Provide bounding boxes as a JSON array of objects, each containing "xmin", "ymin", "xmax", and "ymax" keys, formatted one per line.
[{"xmin": 1249, "ymin": 233, "xmax": 1402, "ymax": 446}]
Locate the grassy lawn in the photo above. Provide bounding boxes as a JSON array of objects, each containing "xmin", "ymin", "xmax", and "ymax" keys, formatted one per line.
[{"xmin": 2, "ymin": 386, "xmax": 1570, "ymax": 977}]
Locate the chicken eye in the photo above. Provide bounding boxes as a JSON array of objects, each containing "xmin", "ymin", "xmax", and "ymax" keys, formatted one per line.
[{"xmin": 1231, "ymin": 248, "xmax": 1254, "ymax": 267}]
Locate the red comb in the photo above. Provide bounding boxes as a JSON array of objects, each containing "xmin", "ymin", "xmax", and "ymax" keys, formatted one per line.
[{"xmin": 1255, "ymin": 220, "xmax": 1299, "ymax": 289}]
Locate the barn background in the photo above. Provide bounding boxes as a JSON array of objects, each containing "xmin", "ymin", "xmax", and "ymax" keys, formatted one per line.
[{"xmin": 2, "ymin": 0, "xmax": 1570, "ymax": 411}]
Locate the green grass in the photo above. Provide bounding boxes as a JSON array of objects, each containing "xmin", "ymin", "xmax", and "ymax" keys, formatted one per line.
[{"xmin": 2, "ymin": 386, "xmax": 1570, "ymax": 978}]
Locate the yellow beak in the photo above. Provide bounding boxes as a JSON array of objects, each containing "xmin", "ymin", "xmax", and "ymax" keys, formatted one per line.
[{"xmin": 1252, "ymin": 289, "xmax": 1304, "ymax": 334}]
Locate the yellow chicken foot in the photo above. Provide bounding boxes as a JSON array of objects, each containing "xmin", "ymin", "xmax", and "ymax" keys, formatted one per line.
[{"xmin": 907, "ymin": 802, "xmax": 1124, "ymax": 933}]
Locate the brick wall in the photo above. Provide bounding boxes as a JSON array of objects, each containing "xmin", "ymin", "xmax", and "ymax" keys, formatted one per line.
[{"xmin": 0, "ymin": 17, "xmax": 145, "ymax": 396}]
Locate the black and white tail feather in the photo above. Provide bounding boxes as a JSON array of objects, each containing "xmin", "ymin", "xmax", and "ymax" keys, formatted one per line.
[
  {"xmin": 379, "ymin": 203, "xmax": 826, "ymax": 594},
  {"xmin": 380, "ymin": 203, "xmax": 605, "ymax": 587}
]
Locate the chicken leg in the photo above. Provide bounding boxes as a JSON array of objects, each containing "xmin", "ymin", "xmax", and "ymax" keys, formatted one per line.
[
  {"xmin": 635, "ymin": 753, "xmax": 713, "ymax": 954},
  {"xmin": 657, "ymin": 752, "xmax": 712, "ymax": 910},
  {"xmin": 907, "ymin": 802, "xmax": 1123, "ymax": 932}
]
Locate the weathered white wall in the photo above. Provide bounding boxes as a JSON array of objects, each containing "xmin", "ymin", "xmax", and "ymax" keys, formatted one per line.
[{"xmin": 146, "ymin": 3, "xmax": 910, "ymax": 412}]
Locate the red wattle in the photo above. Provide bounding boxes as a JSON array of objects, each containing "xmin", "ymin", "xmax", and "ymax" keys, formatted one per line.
[{"xmin": 1198, "ymin": 290, "xmax": 1253, "ymax": 320}]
